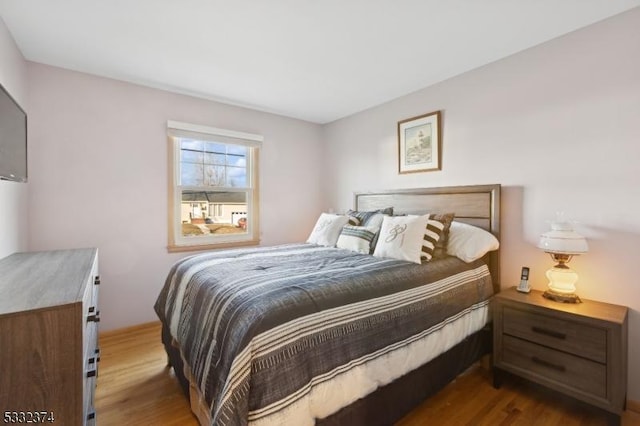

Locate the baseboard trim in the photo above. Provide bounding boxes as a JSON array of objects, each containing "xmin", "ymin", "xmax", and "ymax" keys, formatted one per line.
[
  {"xmin": 99, "ymin": 320, "xmax": 161, "ymax": 338},
  {"xmin": 628, "ymin": 399, "xmax": 640, "ymax": 414}
]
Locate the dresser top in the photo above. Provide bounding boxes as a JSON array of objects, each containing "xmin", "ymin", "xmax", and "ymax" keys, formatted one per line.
[
  {"xmin": 0, "ymin": 248, "xmax": 97, "ymax": 316},
  {"xmin": 495, "ymin": 287, "xmax": 628, "ymax": 325}
]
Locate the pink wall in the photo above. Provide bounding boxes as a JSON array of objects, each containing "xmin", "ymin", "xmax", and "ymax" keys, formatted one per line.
[
  {"xmin": 0, "ymin": 17, "xmax": 28, "ymax": 259},
  {"xmin": 27, "ymin": 63, "xmax": 324, "ymax": 330},
  {"xmin": 324, "ymin": 8, "xmax": 640, "ymax": 400}
]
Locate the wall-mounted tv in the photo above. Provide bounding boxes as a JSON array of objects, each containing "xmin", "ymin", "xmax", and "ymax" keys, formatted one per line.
[{"xmin": 0, "ymin": 82, "xmax": 27, "ymax": 183}]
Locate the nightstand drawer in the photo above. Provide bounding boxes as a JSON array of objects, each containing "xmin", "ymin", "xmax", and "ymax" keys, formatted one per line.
[
  {"xmin": 503, "ymin": 335, "xmax": 606, "ymax": 398},
  {"xmin": 502, "ymin": 306, "xmax": 606, "ymax": 363}
]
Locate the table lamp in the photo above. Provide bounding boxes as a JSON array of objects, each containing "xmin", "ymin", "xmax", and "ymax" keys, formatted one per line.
[{"xmin": 537, "ymin": 216, "xmax": 588, "ymax": 303}]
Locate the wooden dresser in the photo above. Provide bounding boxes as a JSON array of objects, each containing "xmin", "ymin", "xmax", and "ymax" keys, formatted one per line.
[
  {"xmin": 493, "ymin": 287, "xmax": 628, "ymax": 425},
  {"xmin": 0, "ymin": 248, "xmax": 100, "ymax": 425}
]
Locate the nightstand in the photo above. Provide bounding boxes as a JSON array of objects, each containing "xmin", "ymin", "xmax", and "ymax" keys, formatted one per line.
[{"xmin": 493, "ymin": 287, "xmax": 628, "ymax": 425}]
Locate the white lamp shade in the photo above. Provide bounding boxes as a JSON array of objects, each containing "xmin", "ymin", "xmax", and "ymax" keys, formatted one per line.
[{"xmin": 537, "ymin": 220, "xmax": 588, "ymax": 255}]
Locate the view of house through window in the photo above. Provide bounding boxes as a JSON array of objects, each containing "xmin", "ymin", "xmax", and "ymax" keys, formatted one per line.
[
  {"xmin": 180, "ymin": 189, "xmax": 248, "ymax": 235},
  {"xmin": 168, "ymin": 121, "xmax": 261, "ymax": 251}
]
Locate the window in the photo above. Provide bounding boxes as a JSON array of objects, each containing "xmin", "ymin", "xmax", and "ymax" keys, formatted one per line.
[{"xmin": 167, "ymin": 121, "xmax": 261, "ymax": 252}]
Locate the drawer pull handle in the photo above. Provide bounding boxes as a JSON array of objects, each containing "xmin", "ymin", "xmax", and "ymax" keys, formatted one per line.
[
  {"xmin": 531, "ymin": 356, "xmax": 566, "ymax": 372},
  {"xmin": 87, "ymin": 311, "xmax": 101, "ymax": 323},
  {"xmin": 531, "ymin": 326, "xmax": 566, "ymax": 340},
  {"xmin": 88, "ymin": 355, "xmax": 99, "ymax": 379}
]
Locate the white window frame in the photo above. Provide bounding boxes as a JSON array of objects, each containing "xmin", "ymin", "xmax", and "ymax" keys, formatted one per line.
[{"xmin": 167, "ymin": 120, "xmax": 262, "ymax": 253}]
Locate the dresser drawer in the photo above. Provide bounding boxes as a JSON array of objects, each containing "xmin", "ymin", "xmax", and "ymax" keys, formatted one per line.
[
  {"xmin": 503, "ymin": 335, "xmax": 606, "ymax": 398},
  {"xmin": 502, "ymin": 306, "xmax": 606, "ymax": 363}
]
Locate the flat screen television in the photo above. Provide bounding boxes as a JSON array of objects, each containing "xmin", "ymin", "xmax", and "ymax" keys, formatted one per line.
[{"xmin": 0, "ymin": 82, "xmax": 27, "ymax": 182}]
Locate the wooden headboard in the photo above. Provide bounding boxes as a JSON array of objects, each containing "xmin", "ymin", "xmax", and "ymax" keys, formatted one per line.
[{"xmin": 355, "ymin": 184, "xmax": 501, "ymax": 293}]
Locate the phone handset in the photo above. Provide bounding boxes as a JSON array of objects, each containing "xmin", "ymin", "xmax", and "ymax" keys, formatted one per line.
[{"xmin": 517, "ymin": 267, "xmax": 531, "ymax": 293}]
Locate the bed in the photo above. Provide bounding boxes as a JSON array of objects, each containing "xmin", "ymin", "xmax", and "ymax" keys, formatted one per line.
[{"xmin": 155, "ymin": 184, "xmax": 501, "ymax": 426}]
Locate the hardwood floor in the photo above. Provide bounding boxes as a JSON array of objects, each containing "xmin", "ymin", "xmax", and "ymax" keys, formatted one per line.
[
  {"xmin": 95, "ymin": 322, "xmax": 198, "ymax": 426},
  {"xmin": 95, "ymin": 322, "xmax": 640, "ymax": 425}
]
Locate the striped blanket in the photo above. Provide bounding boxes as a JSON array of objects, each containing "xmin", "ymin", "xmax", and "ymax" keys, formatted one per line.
[{"xmin": 154, "ymin": 243, "xmax": 493, "ymax": 425}]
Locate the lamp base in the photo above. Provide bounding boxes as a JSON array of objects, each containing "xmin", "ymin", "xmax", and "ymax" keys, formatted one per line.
[{"xmin": 543, "ymin": 290, "xmax": 582, "ymax": 304}]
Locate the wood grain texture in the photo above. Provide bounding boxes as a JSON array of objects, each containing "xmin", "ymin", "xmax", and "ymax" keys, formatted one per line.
[
  {"xmin": 502, "ymin": 306, "xmax": 607, "ymax": 363},
  {"xmin": 95, "ymin": 322, "xmax": 198, "ymax": 426},
  {"xmin": 0, "ymin": 248, "xmax": 97, "ymax": 314},
  {"xmin": 0, "ymin": 305, "xmax": 81, "ymax": 420},
  {"xmin": 398, "ymin": 366, "xmax": 640, "ymax": 426},
  {"xmin": 0, "ymin": 248, "xmax": 99, "ymax": 425},
  {"xmin": 494, "ymin": 287, "xmax": 628, "ymax": 325},
  {"xmin": 96, "ymin": 321, "xmax": 640, "ymax": 425},
  {"xmin": 494, "ymin": 287, "xmax": 628, "ymax": 420}
]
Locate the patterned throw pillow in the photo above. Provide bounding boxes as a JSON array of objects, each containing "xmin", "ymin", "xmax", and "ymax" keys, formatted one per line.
[
  {"xmin": 347, "ymin": 216, "xmax": 361, "ymax": 226},
  {"xmin": 306, "ymin": 213, "xmax": 350, "ymax": 247},
  {"xmin": 336, "ymin": 225, "xmax": 378, "ymax": 254},
  {"xmin": 373, "ymin": 215, "xmax": 430, "ymax": 264},
  {"xmin": 420, "ymin": 215, "xmax": 447, "ymax": 261},
  {"xmin": 346, "ymin": 207, "xmax": 393, "ymax": 253},
  {"xmin": 346, "ymin": 207, "xmax": 393, "ymax": 226},
  {"xmin": 431, "ymin": 213, "xmax": 455, "ymax": 258}
]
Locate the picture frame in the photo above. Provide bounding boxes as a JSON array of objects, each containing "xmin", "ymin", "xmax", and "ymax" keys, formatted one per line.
[{"xmin": 397, "ymin": 110, "xmax": 442, "ymax": 174}]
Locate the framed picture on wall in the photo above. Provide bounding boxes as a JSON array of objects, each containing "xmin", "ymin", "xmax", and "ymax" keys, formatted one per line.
[{"xmin": 397, "ymin": 110, "xmax": 442, "ymax": 174}]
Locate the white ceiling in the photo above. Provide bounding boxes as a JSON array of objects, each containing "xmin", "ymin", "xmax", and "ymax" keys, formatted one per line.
[{"xmin": 1, "ymin": 1, "xmax": 639, "ymax": 124}]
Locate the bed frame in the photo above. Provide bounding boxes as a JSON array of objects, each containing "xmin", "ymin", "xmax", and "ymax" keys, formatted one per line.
[{"xmin": 162, "ymin": 183, "xmax": 501, "ymax": 425}]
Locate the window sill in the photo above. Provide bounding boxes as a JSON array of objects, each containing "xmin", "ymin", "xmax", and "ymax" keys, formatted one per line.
[{"xmin": 167, "ymin": 239, "xmax": 260, "ymax": 253}]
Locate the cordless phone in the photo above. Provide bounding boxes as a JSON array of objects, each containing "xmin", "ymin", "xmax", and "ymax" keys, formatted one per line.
[{"xmin": 516, "ymin": 267, "xmax": 531, "ymax": 293}]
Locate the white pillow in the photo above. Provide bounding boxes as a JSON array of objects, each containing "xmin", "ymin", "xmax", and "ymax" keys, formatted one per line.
[
  {"xmin": 373, "ymin": 215, "xmax": 429, "ymax": 264},
  {"xmin": 336, "ymin": 225, "xmax": 378, "ymax": 254},
  {"xmin": 307, "ymin": 213, "xmax": 350, "ymax": 247},
  {"xmin": 447, "ymin": 221, "xmax": 500, "ymax": 262}
]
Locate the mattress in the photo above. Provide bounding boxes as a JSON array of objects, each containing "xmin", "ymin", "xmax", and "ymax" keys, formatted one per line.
[{"xmin": 154, "ymin": 243, "xmax": 494, "ymax": 426}]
